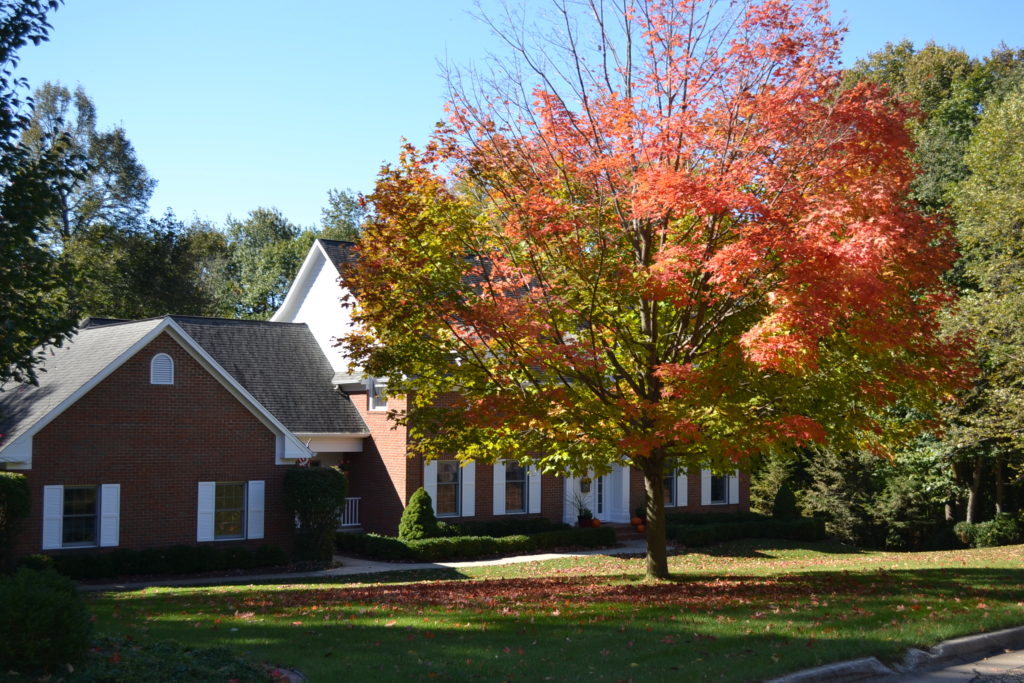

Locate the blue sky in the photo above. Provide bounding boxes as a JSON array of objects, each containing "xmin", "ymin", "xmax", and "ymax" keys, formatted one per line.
[{"xmin": 16, "ymin": 0, "xmax": 1024, "ymax": 229}]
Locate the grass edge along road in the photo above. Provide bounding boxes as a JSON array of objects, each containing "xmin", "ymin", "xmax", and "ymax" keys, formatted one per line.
[{"xmin": 86, "ymin": 540, "xmax": 1024, "ymax": 682}]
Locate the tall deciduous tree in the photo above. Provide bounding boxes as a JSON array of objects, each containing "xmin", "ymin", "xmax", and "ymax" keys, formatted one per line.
[
  {"xmin": 320, "ymin": 188, "xmax": 368, "ymax": 242},
  {"xmin": 217, "ymin": 207, "xmax": 304, "ymax": 319},
  {"xmin": 345, "ymin": 0, "xmax": 966, "ymax": 578},
  {"xmin": 21, "ymin": 81, "xmax": 155, "ymax": 248},
  {"xmin": 947, "ymin": 84, "xmax": 1024, "ymax": 519},
  {"xmin": 0, "ymin": 0, "xmax": 74, "ymax": 386}
]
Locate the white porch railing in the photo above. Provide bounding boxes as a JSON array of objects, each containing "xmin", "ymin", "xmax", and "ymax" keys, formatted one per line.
[{"xmin": 337, "ymin": 497, "xmax": 361, "ymax": 529}]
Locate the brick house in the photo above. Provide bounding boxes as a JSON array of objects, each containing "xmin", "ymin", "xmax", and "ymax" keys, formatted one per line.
[
  {"xmin": 270, "ymin": 240, "xmax": 750, "ymax": 534},
  {"xmin": 0, "ymin": 239, "xmax": 748, "ymax": 558}
]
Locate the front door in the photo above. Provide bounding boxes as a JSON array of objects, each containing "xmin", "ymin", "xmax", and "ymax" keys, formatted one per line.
[{"xmin": 563, "ymin": 466, "xmax": 631, "ymax": 524}]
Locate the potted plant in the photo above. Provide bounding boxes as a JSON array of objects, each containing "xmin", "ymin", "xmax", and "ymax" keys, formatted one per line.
[{"xmin": 573, "ymin": 492, "xmax": 594, "ymax": 527}]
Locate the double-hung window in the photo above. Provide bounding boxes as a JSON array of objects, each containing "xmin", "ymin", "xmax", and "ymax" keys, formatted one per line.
[
  {"xmin": 504, "ymin": 461, "xmax": 527, "ymax": 513},
  {"xmin": 214, "ymin": 482, "xmax": 245, "ymax": 540},
  {"xmin": 701, "ymin": 469, "xmax": 738, "ymax": 506},
  {"xmin": 663, "ymin": 470, "xmax": 676, "ymax": 507},
  {"xmin": 62, "ymin": 486, "xmax": 98, "ymax": 546},
  {"xmin": 197, "ymin": 481, "xmax": 264, "ymax": 542},
  {"xmin": 710, "ymin": 475, "xmax": 728, "ymax": 504},
  {"xmin": 434, "ymin": 460, "xmax": 461, "ymax": 517},
  {"xmin": 42, "ymin": 484, "xmax": 120, "ymax": 550}
]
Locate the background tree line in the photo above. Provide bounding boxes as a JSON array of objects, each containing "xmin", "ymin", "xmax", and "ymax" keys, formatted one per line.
[
  {"xmin": 16, "ymin": 81, "xmax": 368, "ymax": 322},
  {"xmin": 752, "ymin": 42, "xmax": 1024, "ymax": 548}
]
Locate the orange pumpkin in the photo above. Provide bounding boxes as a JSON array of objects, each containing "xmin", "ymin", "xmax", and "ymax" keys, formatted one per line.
[
  {"xmin": 636, "ymin": 524, "xmax": 646, "ymax": 533},
  {"xmin": 592, "ymin": 518, "xmax": 602, "ymax": 527},
  {"xmin": 630, "ymin": 516, "xmax": 643, "ymax": 526}
]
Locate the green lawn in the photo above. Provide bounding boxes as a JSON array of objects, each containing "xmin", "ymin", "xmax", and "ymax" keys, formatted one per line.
[{"xmin": 85, "ymin": 540, "xmax": 1024, "ymax": 682}]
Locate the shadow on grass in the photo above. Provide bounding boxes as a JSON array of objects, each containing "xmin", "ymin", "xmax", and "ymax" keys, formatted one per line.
[
  {"xmin": 86, "ymin": 565, "xmax": 1024, "ymax": 682},
  {"xmin": 679, "ymin": 538, "xmax": 869, "ymax": 559}
]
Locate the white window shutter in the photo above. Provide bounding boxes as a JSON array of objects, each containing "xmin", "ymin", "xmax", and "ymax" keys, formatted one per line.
[
  {"xmin": 528, "ymin": 465, "xmax": 542, "ymax": 514},
  {"xmin": 729, "ymin": 471, "xmax": 740, "ymax": 505},
  {"xmin": 99, "ymin": 484, "xmax": 120, "ymax": 547},
  {"xmin": 700, "ymin": 469, "xmax": 712, "ymax": 506},
  {"xmin": 150, "ymin": 353, "xmax": 174, "ymax": 385},
  {"xmin": 423, "ymin": 460, "xmax": 438, "ymax": 513},
  {"xmin": 42, "ymin": 485, "xmax": 63, "ymax": 550},
  {"xmin": 247, "ymin": 480, "xmax": 265, "ymax": 540},
  {"xmin": 197, "ymin": 482, "xmax": 215, "ymax": 542},
  {"xmin": 461, "ymin": 461, "xmax": 476, "ymax": 517},
  {"xmin": 677, "ymin": 471, "xmax": 688, "ymax": 507},
  {"xmin": 492, "ymin": 461, "xmax": 506, "ymax": 515}
]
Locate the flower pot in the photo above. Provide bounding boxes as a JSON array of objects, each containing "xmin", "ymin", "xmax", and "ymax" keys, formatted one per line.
[{"xmin": 577, "ymin": 517, "xmax": 593, "ymax": 528}]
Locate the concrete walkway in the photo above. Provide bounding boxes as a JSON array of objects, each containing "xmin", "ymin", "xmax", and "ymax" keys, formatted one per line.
[{"xmin": 79, "ymin": 539, "xmax": 650, "ymax": 592}]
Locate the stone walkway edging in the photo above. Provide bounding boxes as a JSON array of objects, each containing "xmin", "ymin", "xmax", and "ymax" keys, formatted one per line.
[{"xmin": 768, "ymin": 624, "xmax": 1024, "ymax": 682}]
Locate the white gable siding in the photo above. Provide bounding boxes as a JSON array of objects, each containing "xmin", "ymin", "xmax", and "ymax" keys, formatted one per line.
[{"xmin": 271, "ymin": 247, "xmax": 356, "ymax": 372}]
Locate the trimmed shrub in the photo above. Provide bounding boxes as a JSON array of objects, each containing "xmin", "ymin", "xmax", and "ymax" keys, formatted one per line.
[
  {"xmin": 772, "ymin": 484, "xmax": 799, "ymax": 518},
  {"xmin": 0, "ymin": 568, "xmax": 92, "ymax": 674},
  {"xmin": 363, "ymin": 533, "xmax": 418, "ymax": 561},
  {"xmin": 667, "ymin": 516, "xmax": 825, "ymax": 547},
  {"xmin": 448, "ymin": 517, "xmax": 566, "ymax": 537},
  {"xmin": 0, "ymin": 472, "xmax": 30, "ymax": 573},
  {"xmin": 285, "ymin": 465, "xmax": 348, "ymax": 560},
  {"xmin": 399, "ymin": 487, "xmax": 440, "ymax": 541},
  {"xmin": 336, "ymin": 525, "xmax": 617, "ymax": 562},
  {"xmin": 955, "ymin": 513, "xmax": 1023, "ymax": 548},
  {"xmin": 25, "ymin": 543, "xmax": 289, "ymax": 580}
]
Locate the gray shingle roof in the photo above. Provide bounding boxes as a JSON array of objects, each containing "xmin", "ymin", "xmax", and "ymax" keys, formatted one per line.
[
  {"xmin": 171, "ymin": 316, "xmax": 367, "ymax": 434},
  {"xmin": 0, "ymin": 318, "xmax": 163, "ymax": 453},
  {"xmin": 0, "ymin": 316, "xmax": 367, "ymax": 456},
  {"xmin": 317, "ymin": 239, "xmax": 357, "ymax": 274}
]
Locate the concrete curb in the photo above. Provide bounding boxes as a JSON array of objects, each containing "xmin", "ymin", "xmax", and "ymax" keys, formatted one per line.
[
  {"xmin": 769, "ymin": 625, "xmax": 1024, "ymax": 682},
  {"xmin": 766, "ymin": 656, "xmax": 894, "ymax": 682}
]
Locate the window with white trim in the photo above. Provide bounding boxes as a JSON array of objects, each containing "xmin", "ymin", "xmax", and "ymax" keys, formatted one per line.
[
  {"xmin": 710, "ymin": 475, "xmax": 729, "ymax": 504},
  {"xmin": 368, "ymin": 378, "xmax": 387, "ymax": 411},
  {"xmin": 42, "ymin": 484, "xmax": 120, "ymax": 550},
  {"xmin": 435, "ymin": 460, "xmax": 461, "ymax": 516},
  {"xmin": 215, "ymin": 482, "xmax": 245, "ymax": 540},
  {"xmin": 62, "ymin": 486, "xmax": 97, "ymax": 546},
  {"xmin": 197, "ymin": 481, "xmax": 264, "ymax": 542},
  {"xmin": 663, "ymin": 470, "xmax": 676, "ymax": 507},
  {"xmin": 504, "ymin": 461, "xmax": 527, "ymax": 513},
  {"xmin": 150, "ymin": 353, "xmax": 174, "ymax": 385}
]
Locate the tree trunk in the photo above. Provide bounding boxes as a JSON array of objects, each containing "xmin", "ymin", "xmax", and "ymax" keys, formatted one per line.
[
  {"xmin": 995, "ymin": 454, "xmax": 1006, "ymax": 515},
  {"xmin": 966, "ymin": 454, "xmax": 984, "ymax": 524},
  {"xmin": 640, "ymin": 461, "xmax": 670, "ymax": 580}
]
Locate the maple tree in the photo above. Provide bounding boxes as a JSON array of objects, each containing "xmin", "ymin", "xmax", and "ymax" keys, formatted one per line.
[{"xmin": 345, "ymin": 0, "xmax": 966, "ymax": 578}]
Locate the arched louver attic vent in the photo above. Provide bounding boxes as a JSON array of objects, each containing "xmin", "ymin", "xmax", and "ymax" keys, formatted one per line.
[{"xmin": 150, "ymin": 353, "xmax": 174, "ymax": 385}]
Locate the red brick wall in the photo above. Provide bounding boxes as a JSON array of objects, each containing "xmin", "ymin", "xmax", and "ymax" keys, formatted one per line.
[
  {"xmin": 628, "ymin": 467, "xmax": 751, "ymax": 515},
  {"xmin": 347, "ymin": 391, "xmax": 412, "ymax": 534},
  {"xmin": 16, "ymin": 332, "xmax": 292, "ymax": 557}
]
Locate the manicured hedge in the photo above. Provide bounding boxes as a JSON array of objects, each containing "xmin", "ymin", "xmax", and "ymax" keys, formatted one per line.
[
  {"xmin": 19, "ymin": 544, "xmax": 289, "ymax": 580},
  {"xmin": 336, "ymin": 525, "xmax": 616, "ymax": 562},
  {"xmin": 441, "ymin": 517, "xmax": 567, "ymax": 538},
  {"xmin": 667, "ymin": 515, "xmax": 825, "ymax": 547}
]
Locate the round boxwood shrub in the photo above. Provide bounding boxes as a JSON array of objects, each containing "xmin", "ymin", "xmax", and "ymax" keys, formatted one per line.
[
  {"xmin": 0, "ymin": 568, "xmax": 92, "ymax": 674},
  {"xmin": 399, "ymin": 487, "xmax": 439, "ymax": 541}
]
